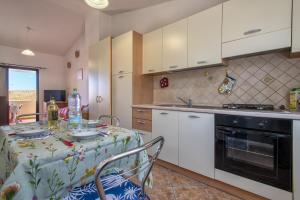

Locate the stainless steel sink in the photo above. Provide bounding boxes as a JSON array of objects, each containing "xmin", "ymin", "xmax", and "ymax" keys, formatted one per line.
[{"xmin": 155, "ymin": 104, "xmax": 221, "ymax": 109}]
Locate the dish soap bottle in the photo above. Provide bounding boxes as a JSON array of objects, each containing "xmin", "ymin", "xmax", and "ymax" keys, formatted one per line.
[
  {"xmin": 48, "ymin": 97, "xmax": 59, "ymax": 130},
  {"xmin": 68, "ymin": 88, "xmax": 82, "ymax": 129}
]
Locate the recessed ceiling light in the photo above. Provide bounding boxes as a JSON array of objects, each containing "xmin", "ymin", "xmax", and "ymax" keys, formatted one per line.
[
  {"xmin": 21, "ymin": 49, "xmax": 35, "ymax": 56},
  {"xmin": 84, "ymin": 0, "xmax": 109, "ymax": 9}
]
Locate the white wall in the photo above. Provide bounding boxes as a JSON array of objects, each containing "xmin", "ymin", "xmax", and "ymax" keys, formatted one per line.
[
  {"xmin": 0, "ymin": 45, "xmax": 66, "ymax": 112},
  {"xmin": 111, "ymin": 0, "xmax": 225, "ymax": 36},
  {"xmin": 64, "ymin": 35, "xmax": 89, "ymax": 105},
  {"xmin": 65, "ymin": 0, "xmax": 225, "ymax": 105},
  {"xmin": 65, "ymin": 11, "xmax": 111, "ymax": 106}
]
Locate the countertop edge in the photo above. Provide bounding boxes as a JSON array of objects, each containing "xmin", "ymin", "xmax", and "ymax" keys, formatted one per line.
[{"xmin": 132, "ymin": 104, "xmax": 300, "ymax": 120}]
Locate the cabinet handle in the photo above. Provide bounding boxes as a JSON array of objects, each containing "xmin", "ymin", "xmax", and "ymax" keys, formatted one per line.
[
  {"xmin": 188, "ymin": 115, "xmax": 201, "ymax": 119},
  {"xmin": 148, "ymin": 69, "xmax": 155, "ymax": 72},
  {"xmin": 169, "ymin": 65, "xmax": 178, "ymax": 69},
  {"xmin": 197, "ymin": 61, "xmax": 207, "ymax": 65},
  {"xmin": 244, "ymin": 29, "xmax": 262, "ymax": 35},
  {"xmin": 119, "ymin": 70, "xmax": 124, "ymax": 74},
  {"xmin": 118, "ymin": 75, "xmax": 124, "ymax": 79},
  {"xmin": 160, "ymin": 112, "xmax": 169, "ymax": 115},
  {"xmin": 98, "ymin": 96, "xmax": 103, "ymax": 103},
  {"xmin": 137, "ymin": 120, "xmax": 145, "ymax": 124},
  {"xmin": 96, "ymin": 96, "xmax": 99, "ymax": 103},
  {"xmin": 137, "ymin": 109, "xmax": 145, "ymax": 112}
]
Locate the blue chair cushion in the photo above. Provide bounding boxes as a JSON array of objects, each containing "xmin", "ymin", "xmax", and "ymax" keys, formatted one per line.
[{"xmin": 64, "ymin": 173, "xmax": 150, "ymax": 200}]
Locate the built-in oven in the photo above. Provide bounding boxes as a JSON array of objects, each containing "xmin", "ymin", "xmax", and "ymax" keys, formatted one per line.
[{"xmin": 215, "ymin": 114, "xmax": 292, "ymax": 192}]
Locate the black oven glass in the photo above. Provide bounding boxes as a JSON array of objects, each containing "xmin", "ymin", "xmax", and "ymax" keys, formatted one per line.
[{"xmin": 215, "ymin": 114, "xmax": 292, "ymax": 192}]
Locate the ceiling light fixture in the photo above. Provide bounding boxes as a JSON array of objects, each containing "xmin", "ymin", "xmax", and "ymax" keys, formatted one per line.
[
  {"xmin": 21, "ymin": 49, "xmax": 35, "ymax": 56},
  {"xmin": 21, "ymin": 26, "xmax": 35, "ymax": 56},
  {"xmin": 84, "ymin": 0, "xmax": 109, "ymax": 9}
]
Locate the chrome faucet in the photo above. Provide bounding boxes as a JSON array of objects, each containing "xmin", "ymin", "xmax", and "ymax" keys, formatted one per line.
[{"xmin": 177, "ymin": 97, "xmax": 193, "ymax": 108}]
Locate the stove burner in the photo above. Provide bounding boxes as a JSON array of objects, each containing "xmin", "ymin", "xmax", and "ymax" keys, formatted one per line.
[{"xmin": 223, "ymin": 104, "xmax": 274, "ymax": 111}]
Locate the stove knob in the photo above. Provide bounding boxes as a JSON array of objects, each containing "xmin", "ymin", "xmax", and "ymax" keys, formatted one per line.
[
  {"xmin": 258, "ymin": 122, "xmax": 265, "ymax": 127},
  {"xmin": 233, "ymin": 120, "xmax": 238, "ymax": 124}
]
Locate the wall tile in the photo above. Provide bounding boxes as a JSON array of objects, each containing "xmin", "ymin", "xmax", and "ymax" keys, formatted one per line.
[{"xmin": 153, "ymin": 53, "xmax": 300, "ymax": 108}]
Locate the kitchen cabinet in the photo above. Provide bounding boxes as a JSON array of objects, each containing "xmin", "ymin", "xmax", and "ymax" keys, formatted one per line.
[
  {"xmin": 188, "ymin": 4, "xmax": 222, "ymax": 68},
  {"xmin": 112, "ymin": 31, "xmax": 153, "ymax": 129},
  {"xmin": 152, "ymin": 110, "xmax": 179, "ymax": 165},
  {"xmin": 112, "ymin": 73, "xmax": 132, "ymax": 129},
  {"xmin": 163, "ymin": 19, "xmax": 188, "ymax": 71},
  {"xmin": 222, "ymin": 0, "xmax": 292, "ymax": 58},
  {"xmin": 293, "ymin": 0, "xmax": 300, "ymax": 54},
  {"xmin": 294, "ymin": 120, "xmax": 300, "ymax": 200},
  {"xmin": 112, "ymin": 31, "xmax": 133, "ymax": 75},
  {"xmin": 143, "ymin": 29, "xmax": 163, "ymax": 74},
  {"xmin": 179, "ymin": 112, "xmax": 215, "ymax": 178},
  {"xmin": 88, "ymin": 37, "xmax": 112, "ymax": 120}
]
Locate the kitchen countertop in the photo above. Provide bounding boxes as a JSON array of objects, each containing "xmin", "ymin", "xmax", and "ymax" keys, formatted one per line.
[{"xmin": 132, "ymin": 104, "xmax": 300, "ymax": 120}]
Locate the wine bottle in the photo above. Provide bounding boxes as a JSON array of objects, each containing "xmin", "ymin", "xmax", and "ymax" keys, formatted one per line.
[{"xmin": 48, "ymin": 97, "xmax": 59, "ymax": 130}]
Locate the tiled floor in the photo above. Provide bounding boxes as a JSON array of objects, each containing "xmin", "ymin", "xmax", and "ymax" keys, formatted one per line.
[{"xmin": 147, "ymin": 164, "xmax": 242, "ymax": 200}]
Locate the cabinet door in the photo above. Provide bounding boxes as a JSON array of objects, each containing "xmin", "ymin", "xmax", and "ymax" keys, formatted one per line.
[
  {"xmin": 188, "ymin": 4, "xmax": 222, "ymax": 68},
  {"xmin": 179, "ymin": 112, "xmax": 214, "ymax": 178},
  {"xmin": 152, "ymin": 110, "xmax": 179, "ymax": 165},
  {"xmin": 163, "ymin": 19, "xmax": 188, "ymax": 71},
  {"xmin": 98, "ymin": 38, "xmax": 112, "ymax": 117},
  {"xmin": 294, "ymin": 120, "xmax": 300, "ymax": 200},
  {"xmin": 143, "ymin": 29, "xmax": 163, "ymax": 74},
  {"xmin": 112, "ymin": 73, "xmax": 132, "ymax": 129},
  {"xmin": 223, "ymin": 0, "xmax": 292, "ymax": 43},
  {"xmin": 293, "ymin": 0, "xmax": 300, "ymax": 53},
  {"xmin": 88, "ymin": 38, "xmax": 112, "ymax": 120},
  {"xmin": 112, "ymin": 31, "xmax": 133, "ymax": 75}
]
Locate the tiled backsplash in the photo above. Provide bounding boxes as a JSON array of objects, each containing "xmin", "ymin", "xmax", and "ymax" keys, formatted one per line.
[{"xmin": 153, "ymin": 52, "xmax": 300, "ymax": 108}]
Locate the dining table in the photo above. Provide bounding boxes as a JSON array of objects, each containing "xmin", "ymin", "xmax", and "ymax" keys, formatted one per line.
[{"xmin": 0, "ymin": 122, "xmax": 152, "ymax": 200}]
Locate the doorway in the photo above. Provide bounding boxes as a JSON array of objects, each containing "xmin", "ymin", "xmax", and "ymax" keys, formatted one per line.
[{"xmin": 0, "ymin": 65, "xmax": 39, "ymax": 125}]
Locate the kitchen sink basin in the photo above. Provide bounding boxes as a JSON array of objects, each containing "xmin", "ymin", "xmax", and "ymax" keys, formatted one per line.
[{"xmin": 155, "ymin": 104, "xmax": 221, "ymax": 109}]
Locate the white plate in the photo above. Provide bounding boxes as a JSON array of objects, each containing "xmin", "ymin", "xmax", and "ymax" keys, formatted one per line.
[
  {"xmin": 70, "ymin": 130, "xmax": 100, "ymax": 139},
  {"xmin": 16, "ymin": 129, "xmax": 46, "ymax": 137}
]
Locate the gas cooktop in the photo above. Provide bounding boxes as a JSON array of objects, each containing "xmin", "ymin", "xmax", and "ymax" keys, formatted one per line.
[{"xmin": 222, "ymin": 104, "xmax": 274, "ymax": 111}]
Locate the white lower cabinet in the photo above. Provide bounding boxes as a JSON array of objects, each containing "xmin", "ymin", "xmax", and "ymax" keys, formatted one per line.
[
  {"xmin": 152, "ymin": 110, "xmax": 179, "ymax": 165},
  {"xmin": 294, "ymin": 120, "xmax": 300, "ymax": 200},
  {"xmin": 179, "ymin": 112, "xmax": 215, "ymax": 178},
  {"xmin": 152, "ymin": 109, "xmax": 215, "ymax": 178}
]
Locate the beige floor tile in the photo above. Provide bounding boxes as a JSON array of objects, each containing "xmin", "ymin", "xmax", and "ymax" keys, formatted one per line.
[
  {"xmin": 147, "ymin": 164, "xmax": 242, "ymax": 200},
  {"xmin": 146, "ymin": 186, "xmax": 175, "ymax": 200}
]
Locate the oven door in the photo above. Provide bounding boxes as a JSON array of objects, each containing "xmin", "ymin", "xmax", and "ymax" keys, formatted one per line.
[{"xmin": 215, "ymin": 126, "xmax": 292, "ymax": 191}]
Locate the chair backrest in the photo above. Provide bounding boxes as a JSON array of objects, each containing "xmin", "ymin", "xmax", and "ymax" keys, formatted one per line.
[
  {"xmin": 16, "ymin": 113, "xmax": 46, "ymax": 124},
  {"xmin": 95, "ymin": 136, "xmax": 164, "ymax": 200},
  {"xmin": 98, "ymin": 115, "xmax": 120, "ymax": 127}
]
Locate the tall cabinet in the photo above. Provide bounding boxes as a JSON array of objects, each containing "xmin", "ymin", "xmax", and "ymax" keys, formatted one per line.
[
  {"xmin": 112, "ymin": 31, "xmax": 153, "ymax": 129},
  {"xmin": 88, "ymin": 37, "xmax": 112, "ymax": 120}
]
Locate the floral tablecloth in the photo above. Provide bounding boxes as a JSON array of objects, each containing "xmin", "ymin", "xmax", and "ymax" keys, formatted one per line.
[{"xmin": 0, "ymin": 124, "xmax": 150, "ymax": 200}]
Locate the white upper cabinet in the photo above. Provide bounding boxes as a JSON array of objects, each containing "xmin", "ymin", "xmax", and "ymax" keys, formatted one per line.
[
  {"xmin": 293, "ymin": 0, "xmax": 300, "ymax": 53},
  {"xmin": 143, "ymin": 29, "xmax": 163, "ymax": 74},
  {"xmin": 188, "ymin": 4, "xmax": 222, "ymax": 68},
  {"xmin": 222, "ymin": 0, "xmax": 292, "ymax": 58},
  {"xmin": 112, "ymin": 31, "xmax": 133, "ymax": 75},
  {"xmin": 163, "ymin": 19, "xmax": 188, "ymax": 71}
]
